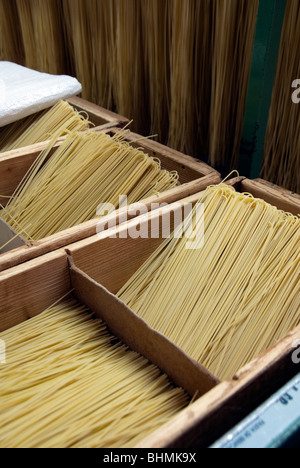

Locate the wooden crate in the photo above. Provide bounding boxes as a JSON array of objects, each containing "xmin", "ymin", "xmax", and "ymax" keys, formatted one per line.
[
  {"xmin": 65, "ymin": 176, "xmax": 300, "ymax": 448},
  {"xmin": 0, "ymin": 177, "xmax": 298, "ymax": 448},
  {"xmin": 0, "ymin": 229, "xmax": 219, "ymax": 448},
  {"xmin": 0, "ymin": 129, "xmax": 220, "ymax": 271},
  {"xmin": 0, "ymin": 96, "xmax": 129, "ymax": 221}
]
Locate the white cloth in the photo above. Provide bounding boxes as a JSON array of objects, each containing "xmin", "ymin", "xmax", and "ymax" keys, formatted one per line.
[{"xmin": 0, "ymin": 61, "xmax": 82, "ymax": 127}]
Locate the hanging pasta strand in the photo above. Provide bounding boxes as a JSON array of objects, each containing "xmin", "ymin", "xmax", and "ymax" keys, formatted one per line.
[
  {"xmin": 14, "ymin": 0, "xmax": 37, "ymax": 69},
  {"xmin": 16, "ymin": 0, "xmax": 67, "ymax": 75},
  {"xmin": 0, "ymin": 299, "xmax": 189, "ymax": 448},
  {"xmin": 1, "ymin": 130, "xmax": 179, "ymax": 240},
  {"xmin": 3, "ymin": 1, "xmax": 264, "ymax": 170},
  {"xmin": 118, "ymin": 184, "xmax": 300, "ymax": 380},
  {"xmin": 193, "ymin": 0, "xmax": 213, "ymax": 159},
  {"xmin": 262, "ymin": 0, "xmax": 300, "ymax": 193},
  {"xmin": 0, "ymin": 0, "xmax": 24, "ymax": 64},
  {"xmin": 141, "ymin": 0, "xmax": 171, "ymax": 143},
  {"xmin": 113, "ymin": 0, "xmax": 148, "ymax": 134},
  {"xmin": 209, "ymin": 0, "xmax": 259, "ymax": 170}
]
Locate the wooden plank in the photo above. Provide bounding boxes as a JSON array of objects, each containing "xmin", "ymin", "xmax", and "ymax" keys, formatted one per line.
[
  {"xmin": 70, "ymin": 258, "xmax": 219, "ymax": 397},
  {"xmin": 0, "ymin": 176, "xmax": 298, "ymax": 447},
  {"xmin": 255, "ymin": 178, "xmax": 300, "ymax": 200},
  {"xmin": 241, "ymin": 179, "xmax": 300, "ymax": 216},
  {"xmin": 0, "ymin": 127, "xmax": 220, "ymax": 271},
  {"xmin": 0, "ymin": 172, "xmax": 219, "ymax": 273},
  {"xmin": 0, "ymin": 249, "xmax": 70, "ymax": 332},
  {"xmin": 136, "ymin": 326, "xmax": 300, "ymax": 448},
  {"xmin": 68, "ymin": 96, "xmax": 128, "ymax": 127}
]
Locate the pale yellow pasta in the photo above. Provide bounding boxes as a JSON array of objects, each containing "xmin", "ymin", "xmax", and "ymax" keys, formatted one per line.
[
  {"xmin": 118, "ymin": 184, "xmax": 300, "ymax": 380},
  {"xmin": 0, "ymin": 100, "xmax": 90, "ymax": 152},
  {"xmin": 0, "ymin": 299, "xmax": 189, "ymax": 449},
  {"xmin": 1, "ymin": 130, "xmax": 179, "ymax": 240}
]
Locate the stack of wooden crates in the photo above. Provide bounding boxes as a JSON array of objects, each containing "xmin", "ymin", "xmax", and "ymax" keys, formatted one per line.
[{"xmin": 0, "ymin": 97, "xmax": 299, "ymax": 448}]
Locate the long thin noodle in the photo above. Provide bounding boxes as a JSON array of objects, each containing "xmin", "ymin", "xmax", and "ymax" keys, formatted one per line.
[
  {"xmin": 1, "ymin": 131, "xmax": 179, "ymax": 240},
  {"xmin": 0, "ymin": 298, "xmax": 189, "ymax": 448},
  {"xmin": 118, "ymin": 184, "xmax": 300, "ymax": 380},
  {"xmin": 262, "ymin": 0, "xmax": 300, "ymax": 193},
  {"xmin": 0, "ymin": 0, "xmax": 24, "ymax": 64},
  {"xmin": 59, "ymin": 0, "xmax": 258, "ymax": 165},
  {"xmin": 16, "ymin": 0, "xmax": 66, "ymax": 74},
  {"xmin": 0, "ymin": 100, "xmax": 91, "ymax": 152}
]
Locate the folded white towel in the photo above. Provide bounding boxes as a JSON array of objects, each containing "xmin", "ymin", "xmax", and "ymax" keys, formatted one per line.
[{"xmin": 0, "ymin": 61, "xmax": 82, "ymax": 127}]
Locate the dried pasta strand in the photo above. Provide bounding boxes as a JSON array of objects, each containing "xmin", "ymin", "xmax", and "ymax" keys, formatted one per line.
[
  {"xmin": 141, "ymin": 0, "xmax": 171, "ymax": 143},
  {"xmin": 262, "ymin": 0, "xmax": 300, "ymax": 193},
  {"xmin": 168, "ymin": 0, "xmax": 204, "ymax": 155},
  {"xmin": 0, "ymin": 100, "xmax": 91, "ymax": 152},
  {"xmin": 0, "ymin": 299, "xmax": 188, "ymax": 448},
  {"xmin": 2, "ymin": 1, "xmax": 261, "ymax": 171},
  {"xmin": 0, "ymin": 0, "xmax": 24, "ymax": 64},
  {"xmin": 1, "ymin": 131, "xmax": 179, "ymax": 240},
  {"xmin": 113, "ymin": 0, "xmax": 148, "ymax": 134},
  {"xmin": 62, "ymin": 0, "xmax": 94, "ymax": 102},
  {"xmin": 209, "ymin": 0, "xmax": 259, "ymax": 170},
  {"xmin": 118, "ymin": 184, "xmax": 300, "ymax": 380},
  {"xmin": 16, "ymin": 0, "xmax": 67, "ymax": 74}
]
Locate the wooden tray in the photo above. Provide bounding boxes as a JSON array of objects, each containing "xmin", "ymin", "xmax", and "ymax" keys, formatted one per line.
[
  {"xmin": 0, "ymin": 177, "xmax": 298, "ymax": 448},
  {"xmin": 65, "ymin": 177, "xmax": 300, "ymax": 448},
  {"xmin": 0, "ymin": 226, "xmax": 218, "ymax": 448},
  {"xmin": 0, "ymin": 128, "xmax": 220, "ymax": 271}
]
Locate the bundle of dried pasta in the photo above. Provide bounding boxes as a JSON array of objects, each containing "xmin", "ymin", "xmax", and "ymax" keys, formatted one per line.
[
  {"xmin": 16, "ymin": 0, "xmax": 66, "ymax": 75},
  {"xmin": 0, "ymin": 100, "xmax": 90, "ymax": 152},
  {"xmin": 262, "ymin": 0, "xmax": 300, "ymax": 193},
  {"xmin": 1, "ymin": 131, "xmax": 179, "ymax": 240},
  {"xmin": 0, "ymin": 299, "xmax": 188, "ymax": 448},
  {"xmin": 59, "ymin": 0, "xmax": 258, "ymax": 161},
  {"xmin": 118, "ymin": 184, "xmax": 300, "ymax": 380}
]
